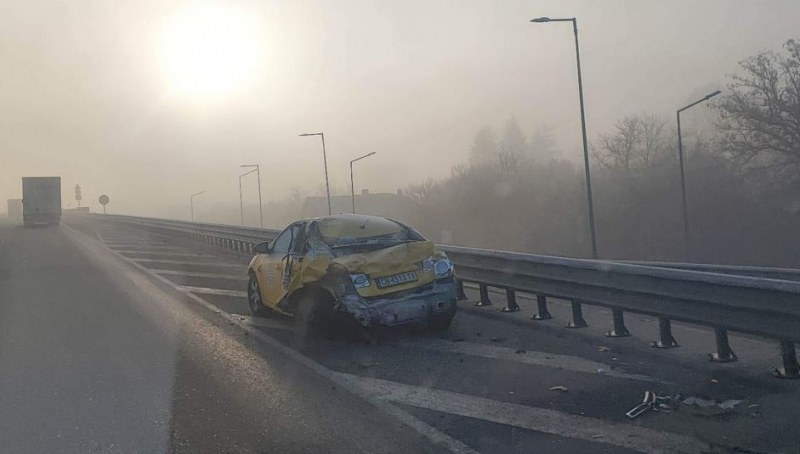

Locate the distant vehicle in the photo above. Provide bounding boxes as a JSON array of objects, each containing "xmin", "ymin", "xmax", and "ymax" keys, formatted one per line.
[
  {"xmin": 6, "ymin": 199, "xmax": 23, "ymax": 223},
  {"xmin": 22, "ymin": 177, "xmax": 62, "ymax": 226},
  {"xmin": 247, "ymin": 213, "xmax": 457, "ymax": 332}
]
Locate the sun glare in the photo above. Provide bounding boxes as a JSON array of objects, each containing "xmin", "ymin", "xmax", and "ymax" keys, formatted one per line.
[{"xmin": 161, "ymin": 3, "xmax": 262, "ymax": 99}]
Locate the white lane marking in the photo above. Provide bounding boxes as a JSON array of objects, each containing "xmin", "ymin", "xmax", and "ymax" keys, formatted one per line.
[
  {"xmin": 107, "ymin": 245, "xmax": 188, "ymax": 251},
  {"xmin": 67, "ymin": 224, "xmax": 480, "ymax": 454},
  {"xmin": 152, "ymin": 269, "xmax": 244, "ymax": 280},
  {"xmin": 118, "ymin": 251, "xmax": 215, "ymax": 258},
  {"xmin": 239, "ymin": 315, "xmax": 295, "ymax": 332},
  {"xmin": 102, "ymin": 240, "xmax": 171, "ymax": 245},
  {"xmin": 395, "ymin": 338, "xmax": 669, "ymax": 385},
  {"xmin": 178, "ymin": 286, "xmax": 247, "ymax": 298},
  {"xmin": 335, "ymin": 373, "xmax": 708, "ymax": 454},
  {"xmin": 132, "ymin": 258, "xmax": 244, "ymax": 267}
]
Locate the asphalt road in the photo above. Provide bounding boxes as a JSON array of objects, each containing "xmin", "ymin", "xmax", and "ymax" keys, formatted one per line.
[{"xmin": 2, "ymin": 214, "xmax": 799, "ymax": 453}]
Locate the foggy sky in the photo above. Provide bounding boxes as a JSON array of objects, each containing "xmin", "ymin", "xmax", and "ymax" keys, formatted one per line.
[{"xmin": 2, "ymin": 0, "xmax": 799, "ymax": 220}]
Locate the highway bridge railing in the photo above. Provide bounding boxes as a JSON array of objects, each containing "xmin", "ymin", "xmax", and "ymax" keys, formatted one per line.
[{"xmin": 85, "ymin": 213, "xmax": 800, "ymax": 379}]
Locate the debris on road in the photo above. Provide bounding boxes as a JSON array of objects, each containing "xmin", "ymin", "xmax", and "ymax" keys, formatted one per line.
[
  {"xmin": 682, "ymin": 397, "xmax": 743, "ymax": 416},
  {"xmin": 597, "ymin": 346, "xmax": 611, "ymax": 352},
  {"xmin": 549, "ymin": 386, "xmax": 569, "ymax": 392},
  {"xmin": 515, "ymin": 349, "xmax": 526, "ymax": 354},
  {"xmin": 626, "ymin": 391, "xmax": 682, "ymax": 419},
  {"xmin": 357, "ymin": 362, "xmax": 380, "ymax": 368},
  {"xmin": 626, "ymin": 392, "xmax": 655, "ymax": 419},
  {"xmin": 596, "ymin": 368, "xmax": 607, "ymax": 374},
  {"xmin": 490, "ymin": 336, "xmax": 507, "ymax": 342},
  {"xmin": 450, "ymin": 337, "xmax": 465, "ymax": 342}
]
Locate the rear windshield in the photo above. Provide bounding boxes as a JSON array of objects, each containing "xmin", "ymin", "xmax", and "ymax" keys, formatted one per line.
[{"xmin": 311, "ymin": 216, "xmax": 425, "ymax": 251}]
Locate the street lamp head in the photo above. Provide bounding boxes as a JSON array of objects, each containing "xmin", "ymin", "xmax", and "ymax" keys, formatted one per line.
[
  {"xmin": 705, "ymin": 90, "xmax": 722, "ymax": 100},
  {"xmin": 530, "ymin": 17, "xmax": 550, "ymax": 22},
  {"xmin": 299, "ymin": 132, "xmax": 322, "ymax": 137},
  {"xmin": 351, "ymin": 151, "xmax": 377, "ymax": 164},
  {"xmin": 239, "ymin": 164, "xmax": 258, "ymax": 168}
]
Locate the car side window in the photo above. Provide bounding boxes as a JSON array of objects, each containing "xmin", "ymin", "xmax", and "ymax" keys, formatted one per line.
[
  {"xmin": 290, "ymin": 222, "xmax": 307, "ymax": 254},
  {"xmin": 270, "ymin": 227, "xmax": 294, "ymax": 255}
]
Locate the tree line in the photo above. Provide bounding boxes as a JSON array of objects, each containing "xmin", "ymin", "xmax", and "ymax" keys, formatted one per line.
[{"xmin": 405, "ymin": 39, "xmax": 800, "ymax": 267}]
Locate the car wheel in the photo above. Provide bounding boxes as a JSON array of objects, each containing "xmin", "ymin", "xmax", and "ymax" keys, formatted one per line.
[
  {"xmin": 428, "ymin": 305, "xmax": 456, "ymax": 332},
  {"xmin": 294, "ymin": 290, "xmax": 335, "ymax": 336},
  {"xmin": 247, "ymin": 273, "xmax": 271, "ymax": 317}
]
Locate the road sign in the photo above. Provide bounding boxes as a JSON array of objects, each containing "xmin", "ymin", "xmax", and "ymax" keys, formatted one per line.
[{"xmin": 98, "ymin": 194, "xmax": 109, "ymax": 214}]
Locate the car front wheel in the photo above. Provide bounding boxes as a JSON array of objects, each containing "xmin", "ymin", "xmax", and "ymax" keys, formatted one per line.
[{"xmin": 247, "ymin": 273, "xmax": 271, "ymax": 318}]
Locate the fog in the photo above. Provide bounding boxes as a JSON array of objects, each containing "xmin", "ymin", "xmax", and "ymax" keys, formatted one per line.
[{"xmin": 2, "ymin": 1, "xmax": 800, "ymax": 262}]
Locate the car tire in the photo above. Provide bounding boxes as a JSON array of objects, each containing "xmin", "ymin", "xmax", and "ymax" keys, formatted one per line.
[
  {"xmin": 247, "ymin": 273, "xmax": 271, "ymax": 318},
  {"xmin": 294, "ymin": 289, "xmax": 335, "ymax": 336},
  {"xmin": 428, "ymin": 305, "xmax": 456, "ymax": 332}
]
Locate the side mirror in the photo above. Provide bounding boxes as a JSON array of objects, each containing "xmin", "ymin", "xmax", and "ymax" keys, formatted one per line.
[{"xmin": 253, "ymin": 241, "xmax": 270, "ymax": 254}]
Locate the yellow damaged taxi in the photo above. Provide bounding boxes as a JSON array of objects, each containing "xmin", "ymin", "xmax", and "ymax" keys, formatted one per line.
[{"xmin": 246, "ymin": 214, "xmax": 457, "ymax": 332}]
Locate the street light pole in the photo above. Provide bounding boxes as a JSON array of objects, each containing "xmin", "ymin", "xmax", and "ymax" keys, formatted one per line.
[
  {"xmin": 190, "ymin": 191, "xmax": 204, "ymax": 221},
  {"xmin": 299, "ymin": 132, "xmax": 332, "ymax": 215},
  {"xmin": 531, "ymin": 16, "xmax": 598, "ymax": 258},
  {"xmin": 349, "ymin": 152, "xmax": 376, "ymax": 213},
  {"xmin": 239, "ymin": 165, "xmax": 263, "ymax": 227},
  {"xmin": 238, "ymin": 167, "xmax": 258, "ymax": 226},
  {"xmin": 676, "ymin": 89, "xmax": 721, "ymax": 257}
]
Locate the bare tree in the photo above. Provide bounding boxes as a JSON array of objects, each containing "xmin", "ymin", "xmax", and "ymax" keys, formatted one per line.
[
  {"xmin": 717, "ymin": 39, "xmax": 800, "ymax": 186},
  {"xmin": 404, "ymin": 178, "xmax": 439, "ymax": 205},
  {"xmin": 593, "ymin": 113, "xmax": 669, "ymax": 171}
]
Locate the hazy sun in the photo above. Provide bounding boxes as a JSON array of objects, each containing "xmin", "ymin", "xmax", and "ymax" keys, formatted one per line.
[{"xmin": 161, "ymin": 3, "xmax": 262, "ymax": 98}]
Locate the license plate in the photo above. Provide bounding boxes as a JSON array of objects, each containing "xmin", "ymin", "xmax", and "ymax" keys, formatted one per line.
[{"xmin": 376, "ymin": 271, "xmax": 418, "ymax": 288}]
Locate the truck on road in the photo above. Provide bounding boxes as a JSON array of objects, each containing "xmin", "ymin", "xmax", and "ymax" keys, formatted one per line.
[{"xmin": 22, "ymin": 177, "xmax": 62, "ymax": 226}]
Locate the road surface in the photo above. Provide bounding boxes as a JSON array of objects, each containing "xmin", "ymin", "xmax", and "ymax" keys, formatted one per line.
[{"xmin": 0, "ymin": 214, "xmax": 798, "ymax": 453}]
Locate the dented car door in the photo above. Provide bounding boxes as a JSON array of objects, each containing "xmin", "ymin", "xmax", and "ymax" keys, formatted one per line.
[{"xmin": 259, "ymin": 222, "xmax": 304, "ymax": 307}]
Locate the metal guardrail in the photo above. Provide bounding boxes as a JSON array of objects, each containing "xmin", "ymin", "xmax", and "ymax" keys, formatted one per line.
[
  {"xmin": 86, "ymin": 213, "xmax": 800, "ymax": 378},
  {"xmin": 622, "ymin": 260, "xmax": 800, "ymax": 282}
]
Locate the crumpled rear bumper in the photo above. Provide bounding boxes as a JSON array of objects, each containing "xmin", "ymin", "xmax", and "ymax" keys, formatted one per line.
[{"xmin": 337, "ymin": 280, "xmax": 457, "ymax": 327}]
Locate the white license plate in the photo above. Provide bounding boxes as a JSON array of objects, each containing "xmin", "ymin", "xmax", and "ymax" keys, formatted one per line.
[{"xmin": 376, "ymin": 271, "xmax": 418, "ymax": 288}]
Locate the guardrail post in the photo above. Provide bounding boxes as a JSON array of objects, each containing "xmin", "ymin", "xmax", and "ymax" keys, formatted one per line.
[
  {"xmin": 566, "ymin": 300, "xmax": 587, "ymax": 328},
  {"xmin": 772, "ymin": 341, "xmax": 800, "ymax": 379},
  {"xmin": 605, "ymin": 308, "xmax": 631, "ymax": 337},
  {"xmin": 475, "ymin": 283, "xmax": 492, "ymax": 307},
  {"xmin": 651, "ymin": 318, "xmax": 678, "ymax": 348},
  {"xmin": 500, "ymin": 288, "xmax": 520, "ymax": 312},
  {"xmin": 531, "ymin": 295, "xmax": 552, "ymax": 320},
  {"xmin": 456, "ymin": 279, "xmax": 467, "ymax": 300},
  {"xmin": 709, "ymin": 328, "xmax": 737, "ymax": 362}
]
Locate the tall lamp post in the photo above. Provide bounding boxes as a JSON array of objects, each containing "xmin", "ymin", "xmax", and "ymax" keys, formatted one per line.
[
  {"xmin": 530, "ymin": 16, "xmax": 598, "ymax": 259},
  {"xmin": 349, "ymin": 152, "xmax": 376, "ymax": 213},
  {"xmin": 299, "ymin": 132, "xmax": 332, "ymax": 215},
  {"xmin": 676, "ymin": 90, "xmax": 721, "ymax": 257},
  {"xmin": 190, "ymin": 191, "xmax": 204, "ymax": 221},
  {"xmin": 239, "ymin": 164, "xmax": 264, "ymax": 227}
]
